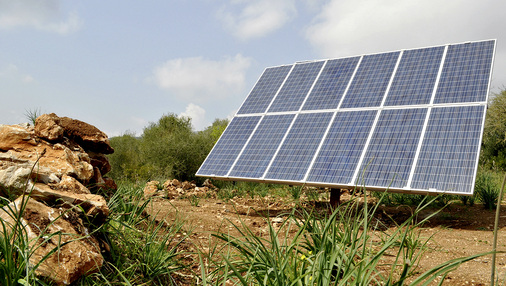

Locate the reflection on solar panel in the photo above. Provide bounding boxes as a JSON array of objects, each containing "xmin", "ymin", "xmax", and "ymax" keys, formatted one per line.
[{"xmin": 197, "ymin": 39, "xmax": 496, "ymax": 195}]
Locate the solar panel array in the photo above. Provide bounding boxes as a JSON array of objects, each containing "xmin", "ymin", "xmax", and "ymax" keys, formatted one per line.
[{"xmin": 197, "ymin": 40, "xmax": 496, "ymax": 195}]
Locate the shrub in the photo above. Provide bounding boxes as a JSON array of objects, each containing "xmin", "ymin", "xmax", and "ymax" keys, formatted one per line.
[
  {"xmin": 108, "ymin": 115, "xmax": 228, "ymax": 183},
  {"xmin": 475, "ymin": 171, "xmax": 499, "ymax": 210},
  {"xmin": 202, "ymin": 193, "xmax": 490, "ymax": 285}
]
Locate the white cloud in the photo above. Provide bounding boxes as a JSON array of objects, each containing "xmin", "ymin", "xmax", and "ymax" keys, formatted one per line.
[
  {"xmin": 179, "ymin": 103, "xmax": 208, "ymax": 131},
  {"xmin": 0, "ymin": 64, "xmax": 34, "ymax": 83},
  {"xmin": 0, "ymin": 0, "xmax": 82, "ymax": 34},
  {"xmin": 305, "ymin": 0, "xmax": 503, "ymax": 58},
  {"xmin": 151, "ymin": 54, "xmax": 252, "ymax": 102},
  {"xmin": 218, "ymin": 0, "xmax": 297, "ymax": 40}
]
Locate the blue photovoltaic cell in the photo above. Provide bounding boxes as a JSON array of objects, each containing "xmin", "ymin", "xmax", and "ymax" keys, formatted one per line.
[
  {"xmin": 229, "ymin": 114, "xmax": 295, "ymax": 178},
  {"xmin": 268, "ymin": 61, "xmax": 325, "ymax": 112},
  {"xmin": 384, "ymin": 46, "xmax": 445, "ymax": 106},
  {"xmin": 340, "ymin": 51, "xmax": 400, "ymax": 108},
  {"xmin": 196, "ymin": 116, "xmax": 260, "ymax": 176},
  {"xmin": 434, "ymin": 40, "xmax": 495, "ymax": 104},
  {"xmin": 411, "ymin": 105, "xmax": 485, "ymax": 193},
  {"xmin": 302, "ymin": 57, "xmax": 360, "ymax": 111},
  {"xmin": 237, "ymin": 65, "xmax": 292, "ymax": 114},
  {"xmin": 307, "ymin": 110, "xmax": 377, "ymax": 184},
  {"xmin": 358, "ymin": 108, "xmax": 427, "ymax": 188},
  {"xmin": 197, "ymin": 40, "xmax": 495, "ymax": 196},
  {"xmin": 265, "ymin": 112, "xmax": 333, "ymax": 181}
]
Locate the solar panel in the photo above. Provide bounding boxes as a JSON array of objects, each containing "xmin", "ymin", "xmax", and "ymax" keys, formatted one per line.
[{"xmin": 196, "ymin": 39, "xmax": 496, "ymax": 195}]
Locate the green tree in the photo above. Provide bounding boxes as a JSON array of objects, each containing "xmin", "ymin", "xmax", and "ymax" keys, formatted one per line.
[
  {"xmin": 481, "ymin": 89, "xmax": 506, "ymax": 170},
  {"xmin": 108, "ymin": 114, "xmax": 228, "ymax": 183},
  {"xmin": 107, "ymin": 132, "xmax": 146, "ymax": 182}
]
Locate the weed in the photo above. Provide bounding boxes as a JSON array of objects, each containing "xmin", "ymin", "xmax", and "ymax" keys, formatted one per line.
[
  {"xmin": 475, "ymin": 171, "xmax": 499, "ymax": 210},
  {"xmin": 202, "ymin": 191, "xmax": 491, "ymax": 285}
]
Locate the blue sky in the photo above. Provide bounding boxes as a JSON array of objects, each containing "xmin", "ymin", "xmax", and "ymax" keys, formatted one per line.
[{"xmin": 1, "ymin": 0, "xmax": 505, "ymax": 136}]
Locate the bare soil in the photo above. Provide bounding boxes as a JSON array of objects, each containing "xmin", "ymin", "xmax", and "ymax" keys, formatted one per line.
[{"xmin": 146, "ymin": 192, "xmax": 506, "ymax": 285}]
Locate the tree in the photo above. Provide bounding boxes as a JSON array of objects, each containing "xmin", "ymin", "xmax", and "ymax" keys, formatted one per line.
[{"xmin": 481, "ymin": 89, "xmax": 506, "ymax": 170}]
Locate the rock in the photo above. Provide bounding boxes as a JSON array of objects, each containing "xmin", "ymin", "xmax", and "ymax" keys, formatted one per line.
[
  {"xmin": 0, "ymin": 197, "xmax": 103, "ymax": 285},
  {"xmin": 88, "ymin": 152, "xmax": 112, "ymax": 175},
  {"xmin": 103, "ymin": 177, "xmax": 117, "ymax": 190},
  {"xmin": 33, "ymin": 113, "xmax": 64, "ymax": 141},
  {"xmin": 143, "ymin": 181, "xmax": 163, "ymax": 199},
  {"xmin": 30, "ymin": 182, "xmax": 109, "ymax": 221},
  {"xmin": 35, "ymin": 113, "xmax": 114, "ymax": 154},
  {"xmin": 0, "ymin": 114, "xmax": 115, "ymax": 283}
]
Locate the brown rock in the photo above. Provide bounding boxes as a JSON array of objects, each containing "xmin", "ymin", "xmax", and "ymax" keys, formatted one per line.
[
  {"xmin": 143, "ymin": 181, "xmax": 161, "ymax": 199},
  {"xmin": 35, "ymin": 113, "xmax": 114, "ymax": 154},
  {"xmin": 30, "ymin": 182, "xmax": 109, "ymax": 221},
  {"xmin": 50, "ymin": 175, "xmax": 91, "ymax": 194},
  {"xmin": 102, "ymin": 177, "xmax": 117, "ymax": 190},
  {"xmin": 88, "ymin": 152, "xmax": 112, "ymax": 175},
  {"xmin": 34, "ymin": 113, "xmax": 64, "ymax": 141},
  {"xmin": 0, "ymin": 197, "xmax": 103, "ymax": 285}
]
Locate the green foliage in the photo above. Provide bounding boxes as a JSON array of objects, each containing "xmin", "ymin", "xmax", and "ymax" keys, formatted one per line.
[
  {"xmin": 203, "ymin": 194, "xmax": 490, "ymax": 285},
  {"xmin": 481, "ymin": 89, "xmax": 506, "ymax": 170},
  {"xmin": 79, "ymin": 183, "xmax": 189, "ymax": 285},
  {"xmin": 475, "ymin": 170, "xmax": 500, "ymax": 209},
  {"xmin": 108, "ymin": 114, "xmax": 229, "ymax": 183},
  {"xmin": 24, "ymin": 108, "xmax": 42, "ymax": 125},
  {"xmin": 107, "ymin": 132, "xmax": 145, "ymax": 182}
]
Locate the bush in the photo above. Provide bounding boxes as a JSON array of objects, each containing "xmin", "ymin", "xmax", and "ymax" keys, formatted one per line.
[
  {"xmin": 475, "ymin": 171, "xmax": 500, "ymax": 210},
  {"xmin": 203, "ymin": 194, "xmax": 490, "ymax": 285},
  {"xmin": 108, "ymin": 115, "xmax": 228, "ymax": 183}
]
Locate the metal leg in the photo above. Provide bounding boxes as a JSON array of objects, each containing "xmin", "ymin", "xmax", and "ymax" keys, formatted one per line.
[{"xmin": 330, "ymin": 188, "xmax": 341, "ymax": 208}]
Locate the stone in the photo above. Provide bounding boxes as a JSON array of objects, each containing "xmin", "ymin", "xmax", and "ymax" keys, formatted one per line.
[
  {"xmin": 0, "ymin": 197, "xmax": 103, "ymax": 285},
  {"xmin": 0, "ymin": 116, "xmax": 115, "ymax": 283},
  {"xmin": 33, "ymin": 113, "xmax": 64, "ymax": 141},
  {"xmin": 88, "ymin": 152, "xmax": 112, "ymax": 175},
  {"xmin": 143, "ymin": 181, "xmax": 162, "ymax": 199},
  {"xmin": 30, "ymin": 182, "xmax": 109, "ymax": 221},
  {"xmin": 35, "ymin": 113, "xmax": 114, "ymax": 154}
]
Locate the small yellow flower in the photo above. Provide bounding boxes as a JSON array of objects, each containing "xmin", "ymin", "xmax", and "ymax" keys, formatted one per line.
[
  {"xmin": 308, "ymin": 251, "xmax": 312, "ymax": 255},
  {"xmin": 300, "ymin": 254, "xmax": 306, "ymax": 261}
]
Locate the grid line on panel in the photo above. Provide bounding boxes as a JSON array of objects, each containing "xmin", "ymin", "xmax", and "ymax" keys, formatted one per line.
[
  {"xmin": 411, "ymin": 105, "xmax": 485, "ymax": 193},
  {"xmin": 265, "ymin": 112, "xmax": 333, "ymax": 181},
  {"xmin": 406, "ymin": 46, "xmax": 448, "ymax": 188},
  {"xmin": 237, "ymin": 65, "xmax": 292, "ymax": 115},
  {"xmin": 197, "ymin": 116, "xmax": 261, "ymax": 176},
  {"xmin": 301, "ymin": 57, "xmax": 360, "ymax": 111},
  {"xmin": 306, "ymin": 110, "xmax": 377, "ymax": 184},
  {"xmin": 340, "ymin": 51, "xmax": 400, "ymax": 108},
  {"xmin": 268, "ymin": 61, "xmax": 325, "ymax": 112},
  {"xmin": 357, "ymin": 108, "xmax": 427, "ymax": 188},
  {"xmin": 434, "ymin": 40, "xmax": 495, "ymax": 104},
  {"xmin": 228, "ymin": 114, "xmax": 295, "ymax": 179},
  {"xmin": 384, "ymin": 46, "xmax": 445, "ymax": 106}
]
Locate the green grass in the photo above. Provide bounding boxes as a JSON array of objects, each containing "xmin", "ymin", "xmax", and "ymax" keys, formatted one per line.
[
  {"xmin": 77, "ymin": 183, "xmax": 191, "ymax": 285},
  {"xmin": 201, "ymin": 192, "xmax": 493, "ymax": 285},
  {"xmin": 1, "ymin": 180, "xmax": 501, "ymax": 285}
]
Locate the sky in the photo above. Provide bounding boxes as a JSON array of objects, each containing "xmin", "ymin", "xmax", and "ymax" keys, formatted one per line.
[{"xmin": 1, "ymin": 0, "xmax": 505, "ymax": 137}]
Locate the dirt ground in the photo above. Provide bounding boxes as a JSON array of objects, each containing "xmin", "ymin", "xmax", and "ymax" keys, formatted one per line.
[{"xmin": 145, "ymin": 191, "xmax": 506, "ymax": 285}]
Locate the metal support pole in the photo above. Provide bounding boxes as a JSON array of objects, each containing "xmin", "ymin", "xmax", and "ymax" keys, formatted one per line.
[{"xmin": 330, "ymin": 188, "xmax": 341, "ymax": 208}]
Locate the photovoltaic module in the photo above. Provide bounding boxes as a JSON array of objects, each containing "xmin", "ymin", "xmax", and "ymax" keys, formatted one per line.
[{"xmin": 196, "ymin": 40, "xmax": 496, "ymax": 195}]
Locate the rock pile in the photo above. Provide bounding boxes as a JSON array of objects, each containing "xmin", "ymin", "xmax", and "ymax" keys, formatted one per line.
[
  {"xmin": 143, "ymin": 178, "xmax": 217, "ymax": 200},
  {"xmin": 0, "ymin": 113, "xmax": 115, "ymax": 285}
]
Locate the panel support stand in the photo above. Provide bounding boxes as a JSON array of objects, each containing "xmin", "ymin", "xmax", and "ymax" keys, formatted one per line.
[{"xmin": 330, "ymin": 188, "xmax": 341, "ymax": 208}]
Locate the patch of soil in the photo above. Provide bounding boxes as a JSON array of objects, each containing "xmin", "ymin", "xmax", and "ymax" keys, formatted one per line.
[{"xmin": 145, "ymin": 193, "xmax": 506, "ymax": 285}]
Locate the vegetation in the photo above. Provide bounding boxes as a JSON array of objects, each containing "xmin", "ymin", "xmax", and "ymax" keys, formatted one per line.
[
  {"xmin": 202, "ymin": 194, "xmax": 490, "ymax": 285},
  {"xmin": 78, "ymin": 183, "xmax": 189, "ymax": 285},
  {"xmin": 482, "ymin": 89, "xmax": 506, "ymax": 170},
  {"xmin": 5, "ymin": 88, "xmax": 506, "ymax": 284},
  {"xmin": 107, "ymin": 114, "xmax": 228, "ymax": 183}
]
